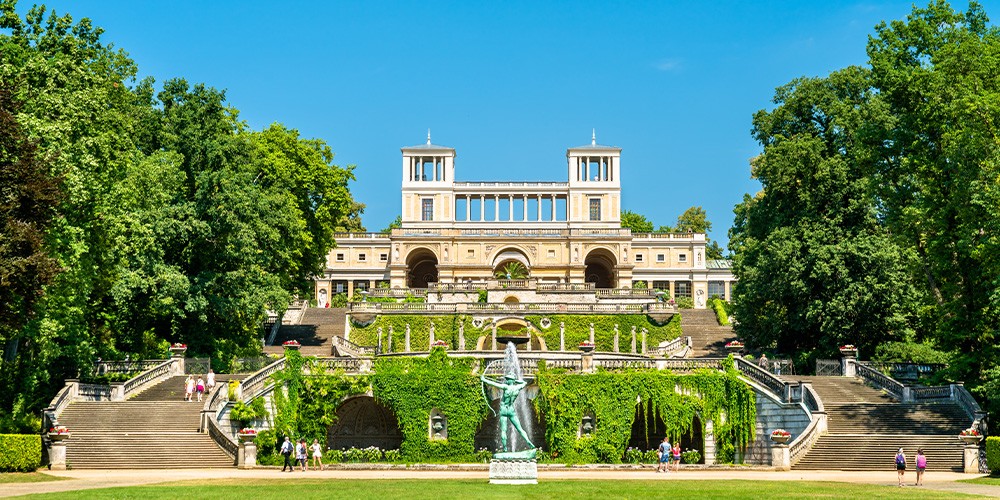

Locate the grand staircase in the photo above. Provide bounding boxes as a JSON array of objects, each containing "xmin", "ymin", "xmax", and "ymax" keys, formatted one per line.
[
  {"xmin": 792, "ymin": 376, "xmax": 968, "ymax": 471},
  {"xmin": 265, "ymin": 307, "xmax": 347, "ymax": 356},
  {"xmin": 680, "ymin": 309, "xmax": 737, "ymax": 357},
  {"xmin": 57, "ymin": 375, "xmax": 237, "ymax": 469}
]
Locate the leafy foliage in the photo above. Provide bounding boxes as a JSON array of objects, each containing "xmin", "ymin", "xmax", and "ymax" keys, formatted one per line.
[
  {"xmin": 533, "ymin": 359, "xmax": 755, "ymax": 464},
  {"xmin": 494, "ymin": 261, "xmax": 528, "ymax": 279},
  {"xmin": 871, "ymin": 341, "xmax": 949, "ymax": 365},
  {"xmin": 0, "ymin": 434, "xmax": 40, "ymax": 472},
  {"xmin": 620, "ymin": 210, "xmax": 654, "ymax": 233},
  {"xmin": 987, "ymin": 436, "xmax": 999, "ymax": 475},
  {"xmin": 526, "ymin": 314, "xmax": 681, "ymax": 353},
  {"xmin": 709, "ymin": 299, "xmax": 731, "ymax": 326},
  {"xmin": 371, "ymin": 349, "xmax": 487, "ymax": 462}
]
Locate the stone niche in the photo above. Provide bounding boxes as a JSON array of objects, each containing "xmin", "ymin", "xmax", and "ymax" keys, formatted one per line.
[
  {"xmin": 429, "ymin": 408, "xmax": 448, "ymax": 440},
  {"xmin": 578, "ymin": 410, "xmax": 596, "ymax": 438}
]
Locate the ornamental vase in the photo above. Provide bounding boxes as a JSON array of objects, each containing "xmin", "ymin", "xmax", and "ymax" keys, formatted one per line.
[
  {"xmin": 839, "ymin": 349, "xmax": 857, "ymax": 357},
  {"xmin": 169, "ymin": 347, "xmax": 187, "ymax": 357},
  {"xmin": 959, "ymin": 435, "xmax": 982, "ymax": 445},
  {"xmin": 283, "ymin": 344, "xmax": 301, "ymax": 351},
  {"xmin": 769, "ymin": 435, "xmax": 790, "ymax": 445},
  {"xmin": 47, "ymin": 433, "xmax": 71, "ymax": 442},
  {"xmin": 726, "ymin": 345, "xmax": 743, "ymax": 353},
  {"xmin": 578, "ymin": 345, "xmax": 595, "ymax": 353},
  {"xmin": 238, "ymin": 433, "xmax": 257, "ymax": 443}
]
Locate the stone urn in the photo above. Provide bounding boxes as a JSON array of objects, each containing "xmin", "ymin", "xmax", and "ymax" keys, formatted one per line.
[
  {"xmin": 169, "ymin": 345, "xmax": 187, "ymax": 357},
  {"xmin": 725, "ymin": 342, "xmax": 744, "ymax": 354},
  {"xmin": 959, "ymin": 434, "xmax": 982, "ymax": 445},
  {"xmin": 282, "ymin": 341, "xmax": 301, "ymax": 351},
  {"xmin": 839, "ymin": 346, "xmax": 858, "ymax": 357},
  {"xmin": 578, "ymin": 343, "xmax": 595, "ymax": 353},
  {"xmin": 47, "ymin": 432, "xmax": 71, "ymax": 442},
  {"xmin": 238, "ymin": 432, "xmax": 257, "ymax": 443},
  {"xmin": 769, "ymin": 433, "xmax": 791, "ymax": 445}
]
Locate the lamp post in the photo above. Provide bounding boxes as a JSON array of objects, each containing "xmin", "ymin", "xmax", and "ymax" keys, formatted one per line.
[{"xmin": 360, "ymin": 289, "xmax": 369, "ymax": 303}]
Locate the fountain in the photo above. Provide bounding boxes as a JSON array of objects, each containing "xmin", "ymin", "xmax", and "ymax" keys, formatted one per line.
[{"xmin": 481, "ymin": 338, "xmax": 538, "ymax": 484}]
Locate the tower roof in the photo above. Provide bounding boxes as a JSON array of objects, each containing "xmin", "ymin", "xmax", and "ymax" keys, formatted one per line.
[
  {"xmin": 402, "ymin": 130, "xmax": 455, "ymax": 152},
  {"xmin": 568, "ymin": 129, "xmax": 621, "ymax": 151}
]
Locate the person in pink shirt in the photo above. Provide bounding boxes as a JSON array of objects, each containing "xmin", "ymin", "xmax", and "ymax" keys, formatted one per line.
[{"xmin": 915, "ymin": 448, "xmax": 927, "ymax": 486}]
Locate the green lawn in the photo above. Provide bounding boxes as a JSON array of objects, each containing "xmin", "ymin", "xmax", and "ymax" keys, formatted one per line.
[
  {"xmin": 959, "ymin": 475, "xmax": 1000, "ymax": 485},
  {"xmin": 0, "ymin": 472, "xmax": 65, "ymax": 484},
  {"xmin": 15, "ymin": 479, "xmax": 981, "ymax": 499}
]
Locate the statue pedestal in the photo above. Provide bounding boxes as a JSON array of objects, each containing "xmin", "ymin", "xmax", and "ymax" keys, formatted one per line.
[{"xmin": 489, "ymin": 459, "xmax": 537, "ymax": 484}]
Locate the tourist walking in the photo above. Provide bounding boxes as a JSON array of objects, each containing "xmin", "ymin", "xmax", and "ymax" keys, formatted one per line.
[
  {"xmin": 195, "ymin": 377, "xmax": 205, "ymax": 402},
  {"xmin": 656, "ymin": 437, "xmax": 671, "ymax": 472},
  {"xmin": 915, "ymin": 448, "xmax": 926, "ymax": 486},
  {"xmin": 206, "ymin": 369, "xmax": 216, "ymax": 392},
  {"xmin": 672, "ymin": 442, "xmax": 682, "ymax": 472},
  {"xmin": 895, "ymin": 448, "xmax": 907, "ymax": 486},
  {"xmin": 758, "ymin": 353, "xmax": 769, "ymax": 372},
  {"xmin": 280, "ymin": 437, "xmax": 294, "ymax": 472},
  {"xmin": 311, "ymin": 439, "xmax": 324, "ymax": 470},
  {"xmin": 296, "ymin": 439, "xmax": 309, "ymax": 471},
  {"xmin": 184, "ymin": 375, "xmax": 194, "ymax": 402}
]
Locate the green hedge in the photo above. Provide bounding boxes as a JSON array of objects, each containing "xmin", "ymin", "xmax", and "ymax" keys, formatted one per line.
[
  {"xmin": 709, "ymin": 298, "xmax": 731, "ymax": 326},
  {"xmin": 526, "ymin": 314, "xmax": 682, "ymax": 353},
  {"xmin": 988, "ymin": 436, "xmax": 999, "ymax": 475},
  {"xmin": 0, "ymin": 434, "xmax": 41, "ymax": 472},
  {"xmin": 350, "ymin": 315, "xmax": 491, "ymax": 352}
]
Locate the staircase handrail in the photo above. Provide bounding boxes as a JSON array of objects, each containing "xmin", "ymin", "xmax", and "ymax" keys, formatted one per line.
[
  {"xmin": 313, "ymin": 357, "xmax": 372, "ymax": 374},
  {"xmin": 94, "ymin": 359, "xmax": 167, "ymax": 375},
  {"xmin": 121, "ymin": 359, "xmax": 175, "ymax": 399},
  {"xmin": 239, "ymin": 357, "xmax": 286, "ymax": 401},
  {"xmin": 854, "ymin": 362, "xmax": 906, "ymax": 401},
  {"xmin": 659, "ymin": 358, "xmax": 725, "ymax": 372},
  {"xmin": 333, "ymin": 336, "xmax": 376, "ymax": 357},
  {"xmin": 76, "ymin": 382, "xmax": 113, "ymax": 401},
  {"xmin": 40, "ymin": 382, "xmax": 74, "ymax": 443},
  {"xmin": 789, "ymin": 412, "xmax": 825, "ymax": 467},
  {"xmin": 647, "ymin": 336, "xmax": 686, "ymax": 358},
  {"xmin": 951, "ymin": 383, "xmax": 988, "ymax": 436},
  {"xmin": 734, "ymin": 356, "xmax": 796, "ymax": 403},
  {"xmin": 205, "ymin": 406, "xmax": 238, "ymax": 462},
  {"xmin": 801, "ymin": 382, "xmax": 824, "ymax": 413},
  {"xmin": 265, "ymin": 310, "xmax": 284, "ymax": 346}
]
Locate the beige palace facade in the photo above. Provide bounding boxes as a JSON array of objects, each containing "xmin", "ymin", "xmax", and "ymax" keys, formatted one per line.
[{"xmin": 314, "ymin": 135, "xmax": 735, "ymax": 309}]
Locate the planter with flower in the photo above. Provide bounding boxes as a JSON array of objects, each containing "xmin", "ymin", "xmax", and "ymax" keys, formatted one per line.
[
  {"xmin": 959, "ymin": 428, "xmax": 982, "ymax": 445},
  {"xmin": 238, "ymin": 428, "xmax": 258, "ymax": 443},
  {"xmin": 578, "ymin": 341, "xmax": 596, "ymax": 353},
  {"xmin": 48, "ymin": 426, "xmax": 71, "ymax": 441},
  {"xmin": 838, "ymin": 344, "xmax": 858, "ymax": 357},
  {"xmin": 282, "ymin": 340, "xmax": 301, "ymax": 351},
  {"xmin": 725, "ymin": 340, "xmax": 744, "ymax": 353},
  {"xmin": 769, "ymin": 429, "xmax": 791, "ymax": 445},
  {"xmin": 431, "ymin": 340, "xmax": 449, "ymax": 350},
  {"xmin": 169, "ymin": 343, "xmax": 187, "ymax": 356}
]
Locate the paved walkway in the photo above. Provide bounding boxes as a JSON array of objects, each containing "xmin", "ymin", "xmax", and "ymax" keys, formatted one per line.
[{"xmin": 4, "ymin": 468, "xmax": 999, "ymax": 498}]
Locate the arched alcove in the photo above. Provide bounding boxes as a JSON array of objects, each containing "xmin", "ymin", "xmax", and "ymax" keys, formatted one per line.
[
  {"xmin": 327, "ymin": 396, "xmax": 403, "ymax": 450},
  {"xmin": 627, "ymin": 404, "xmax": 704, "ymax": 462},
  {"xmin": 584, "ymin": 248, "xmax": 616, "ymax": 288},
  {"xmin": 405, "ymin": 249, "xmax": 438, "ymax": 288}
]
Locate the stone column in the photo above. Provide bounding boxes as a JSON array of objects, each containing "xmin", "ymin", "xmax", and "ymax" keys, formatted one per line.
[
  {"xmin": 509, "ymin": 195, "xmax": 514, "ymax": 221},
  {"xmin": 494, "ymin": 194, "xmax": 500, "ymax": 221},
  {"xmin": 405, "ymin": 324, "xmax": 411, "ymax": 353},
  {"xmin": 239, "ymin": 441, "xmax": 258, "ymax": 469},
  {"xmin": 641, "ymin": 328, "xmax": 648, "ymax": 354},
  {"xmin": 491, "ymin": 324, "xmax": 497, "ymax": 350},
  {"xmin": 387, "ymin": 326, "xmax": 394, "ymax": 353},
  {"xmin": 841, "ymin": 354, "xmax": 856, "ymax": 377},
  {"xmin": 964, "ymin": 444, "xmax": 981, "ymax": 473},
  {"xmin": 631, "ymin": 326, "xmax": 637, "ymax": 354},
  {"xmin": 581, "ymin": 351, "xmax": 594, "ymax": 374},
  {"xmin": 588, "ymin": 323, "xmax": 595, "ymax": 343},
  {"xmin": 703, "ymin": 420, "xmax": 716, "ymax": 465},
  {"xmin": 377, "ymin": 327, "xmax": 383, "ymax": 354},
  {"xmin": 466, "ymin": 195, "xmax": 471, "ymax": 221},
  {"xmin": 526, "ymin": 326, "xmax": 533, "ymax": 352},
  {"xmin": 550, "ymin": 194, "xmax": 557, "ymax": 221},
  {"xmin": 429, "ymin": 322, "xmax": 436, "ymax": 347},
  {"xmin": 523, "ymin": 195, "xmax": 528, "ymax": 221},
  {"xmin": 770, "ymin": 443, "xmax": 790, "ymax": 471},
  {"xmin": 613, "ymin": 325, "xmax": 620, "ymax": 353},
  {"xmin": 537, "ymin": 194, "xmax": 542, "ymax": 221},
  {"xmin": 48, "ymin": 441, "xmax": 67, "ymax": 470},
  {"xmin": 559, "ymin": 322, "xmax": 565, "ymax": 351},
  {"xmin": 480, "ymin": 195, "xmax": 485, "ymax": 221}
]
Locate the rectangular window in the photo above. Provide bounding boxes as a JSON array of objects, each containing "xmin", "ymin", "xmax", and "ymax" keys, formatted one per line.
[
  {"xmin": 336, "ymin": 253, "xmax": 345, "ymax": 262},
  {"xmin": 358, "ymin": 254, "xmax": 366, "ymax": 262},
  {"xmin": 635, "ymin": 254, "xmax": 644, "ymax": 263},
  {"xmin": 656, "ymin": 254, "xmax": 665, "ymax": 262},
  {"xmin": 589, "ymin": 198, "xmax": 601, "ymax": 221},
  {"xmin": 380, "ymin": 253, "xmax": 388, "ymax": 262},
  {"xmin": 678, "ymin": 253, "xmax": 687, "ymax": 263},
  {"xmin": 708, "ymin": 281, "xmax": 726, "ymax": 300},
  {"xmin": 547, "ymin": 250, "xmax": 556, "ymax": 259},
  {"xmin": 421, "ymin": 199, "xmax": 434, "ymax": 221},
  {"xmin": 675, "ymin": 281, "xmax": 692, "ymax": 298},
  {"xmin": 467, "ymin": 249, "xmax": 475, "ymax": 259}
]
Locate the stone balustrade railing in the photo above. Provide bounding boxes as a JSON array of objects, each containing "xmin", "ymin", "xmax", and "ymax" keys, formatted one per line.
[
  {"xmin": 658, "ymin": 358, "xmax": 725, "ymax": 372},
  {"xmin": 854, "ymin": 362, "xmax": 906, "ymax": 400},
  {"xmin": 239, "ymin": 358, "xmax": 287, "ymax": 401},
  {"xmin": 368, "ymin": 287, "xmax": 428, "ymax": 298},
  {"xmin": 536, "ymin": 283, "xmax": 595, "ymax": 291},
  {"xmin": 647, "ymin": 336, "xmax": 688, "ymax": 358},
  {"xmin": 348, "ymin": 302, "xmax": 663, "ymax": 314},
  {"xmin": 595, "ymin": 288, "xmax": 657, "ymax": 298},
  {"xmin": 735, "ymin": 356, "xmax": 799, "ymax": 403},
  {"xmin": 122, "ymin": 359, "xmax": 174, "ymax": 398},
  {"xmin": 391, "ymin": 228, "xmax": 635, "ymax": 238},
  {"xmin": 77, "ymin": 383, "xmax": 114, "ymax": 401},
  {"xmin": 315, "ymin": 357, "xmax": 372, "ymax": 373},
  {"xmin": 331, "ymin": 232, "xmax": 391, "ymax": 239},
  {"xmin": 94, "ymin": 360, "xmax": 166, "ymax": 375},
  {"xmin": 427, "ymin": 282, "xmax": 487, "ymax": 292},
  {"xmin": 332, "ymin": 336, "xmax": 377, "ymax": 357}
]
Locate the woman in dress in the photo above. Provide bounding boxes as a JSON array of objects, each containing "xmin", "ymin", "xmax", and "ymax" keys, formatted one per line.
[
  {"xmin": 672, "ymin": 442, "xmax": 682, "ymax": 472},
  {"xmin": 311, "ymin": 439, "xmax": 324, "ymax": 470},
  {"xmin": 195, "ymin": 377, "xmax": 205, "ymax": 402},
  {"xmin": 184, "ymin": 376, "xmax": 194, "ymax": 402},
  {"xmin": 206, "ymin": 369, "xmax": 216, "ymax": 392}
]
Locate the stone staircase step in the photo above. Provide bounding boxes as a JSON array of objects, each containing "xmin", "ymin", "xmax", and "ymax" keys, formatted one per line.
[
  {"xmin": 266, "ymin": 307, "xmax": 347, "ymax": 356},
  {"xmin": 680, "ymin": 309, "xmax": 736, "ymax": 358}
]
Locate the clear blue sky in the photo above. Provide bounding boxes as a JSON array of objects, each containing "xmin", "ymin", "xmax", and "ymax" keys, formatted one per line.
[{"xmin": 17, "ymin": 1, "xmax": 999, "ymax": 247}]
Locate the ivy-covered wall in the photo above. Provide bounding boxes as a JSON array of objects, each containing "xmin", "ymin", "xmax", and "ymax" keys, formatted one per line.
[
  {"xmin": 371, "ymin": 349, "xmax": 488, "ymax": 461},
  {"xmin": 350, "ymin": 313, "xmax": 682, "ymax": 353},
  {"xmin": 533, "ymin": 358, "xmax": 756, "ymax": 463}
]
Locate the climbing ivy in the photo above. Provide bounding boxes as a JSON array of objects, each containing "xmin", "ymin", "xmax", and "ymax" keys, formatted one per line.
[
  {"xmin": 525, "ymin": 314, "xmax": 681, "ymax": 352},
  {"xmin": 533, "ymin": 357, "xmax": 755, "ymax": 464},
  {"xmin": 371, "ymin": 349, "xmax": 488, "ymax": 462}
]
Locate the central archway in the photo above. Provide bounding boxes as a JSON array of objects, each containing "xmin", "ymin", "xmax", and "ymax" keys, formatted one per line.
[
  {"xmin": 492, "ymin": 248, "xmax": 530, "ymax": 279},
  {"xmin": 406, "ymin": 249, "xmax": 438, "ymax": 288},
  {"xmin": 584, "ymin": 248, "xmax": 616, "ymax": 288}
]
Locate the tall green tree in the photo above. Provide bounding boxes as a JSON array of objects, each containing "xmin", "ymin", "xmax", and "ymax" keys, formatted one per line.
[
  {"xmin": 730, "ymin": 67, "xmax": 920, "ymax": 356},
  {"xmin": 620, "ymin": 210, "xmax": 654, "ymax": 233}
]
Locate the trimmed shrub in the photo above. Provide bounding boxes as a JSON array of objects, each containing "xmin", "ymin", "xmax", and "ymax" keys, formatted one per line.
[
  {"xmin": 709, "ymin": 298, "xmax": 731, "ymax": 326},
  {"xmin": 675, "ymin": 297, "xmax": 694, "ymax": 309},
  {"xmin": 0, "ymin": 434, "xmax": 41, "ymax": 472},
  {"xmin": 987, "ymin": 436, "xmax": 999, "ymax": 475}
]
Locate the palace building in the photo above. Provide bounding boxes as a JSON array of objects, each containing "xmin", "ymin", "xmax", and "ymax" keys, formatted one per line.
[{"xmin": 314, "ymin": 133, "xmax": 735, "ymax": 309}]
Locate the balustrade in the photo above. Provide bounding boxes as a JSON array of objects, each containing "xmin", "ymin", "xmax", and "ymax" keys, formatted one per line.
[
  {"xmin": 239, "ymin": 358, "xmax": 287, "ymax": 401},
  {"xmin": 122, "ymin": 359, "xmax": 174, "ymax": 398},
  {"xmin": 854, "ymin": 363, "xmax": 905, "ymax": 400}
]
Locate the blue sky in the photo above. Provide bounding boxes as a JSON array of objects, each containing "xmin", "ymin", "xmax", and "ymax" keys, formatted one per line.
[{"xmin": 18, "ymin": 1, "xmax": 999, "ymax": 247}]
